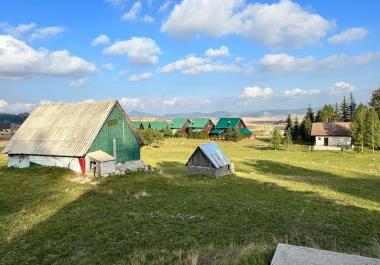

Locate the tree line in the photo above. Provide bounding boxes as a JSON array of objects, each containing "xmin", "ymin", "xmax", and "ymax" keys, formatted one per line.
[{"xmin": 272, "ymin": 88, "xmax": 380, "ymax": 152}]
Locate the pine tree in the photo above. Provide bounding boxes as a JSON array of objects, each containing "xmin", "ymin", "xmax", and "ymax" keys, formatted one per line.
[
  {"xmin": 271, "ymin": 128, "xmax": 282, "ymax": 151},
  {"xmin": 340, "ymin": 96, "xmax": 349, "ymax": 122},
  {"xmin": 305, "ymin": 105, "xmax": 315, "ymax": 122},
  {"xmin": 301, "ymin": 116, "xmax": 312, "ymax": 143},
  {"xmin": 369, "ymin": 87, "xmax": 380, "ymax": 118},
  {"xmin": 348, "ymin": 93, "xmax": 357, "ymax": 121},
  {"xmin": 365, "ymin": 108, "xmax": 380, "ymax": 152},
  {"xmin": 317, "ymin": 104, "xmax": 337, "ymax": 122},
  {"xmin": 285, "ymin": 114, "xmax": 293, "ymax": 132},
  {"xmin": 334, "ymin": 102, "xmax": 340, "ymax": 121},
  {"xmin": 352, "ymin": 104, "xmax": 367, "ymax": 152},
  {"xmin": 283, "ymin": 127, "xmax": 293, "ymax": 150},
  {"xmin": 293, "ymin": 116, "xmax": 300, "ymax": 140}
]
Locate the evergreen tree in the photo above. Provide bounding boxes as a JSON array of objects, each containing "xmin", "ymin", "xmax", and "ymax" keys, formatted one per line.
[
  {"xmin": 301, "ymin": 116, "xmax": 312, "ymax": 143},
  {"xmin": 369, "ymin": 87, "xmax": 380, "ymax": 118},
  {"xmin": 293, "ymin": 116, "xmax": 300, "ymax": 140},
  {"xmin": 340, "ymin": 96, "xmax": 349, "ymax": 122},
  {"xmin": 334, "ymin": 102, "xmax": 340, "ymax": 121},
  {"xmin": 305, "ymin": 105, "xmax": 315, "ymax": 122},
  {"xmin": 351, "ymin": 104, "xmax": 367, "ymax": 152},
  {"xmin": 365, "ymin": 108, "xmax": 380, "ymax": 152},
  {"xmin": 317, "ymin": 104, "xmax": 337, "ymax": 122},
  {"xmin": 348, "ymin": 93, "xmax": 357, "ymax": 121},
  {"xmin": 285, "ymin": 114, "xmax": 293, "ymax": 133},
  {"xmin": 283, "ymin": 127, "xmax": 293, "ymax": 150},
  {"xmin": 271, "ymin": 128, "xmax": 282, "ymax": 151}
]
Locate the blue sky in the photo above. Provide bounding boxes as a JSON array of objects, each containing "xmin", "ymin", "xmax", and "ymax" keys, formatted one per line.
[{"xmin": 0, "ymin": 0, "xmax": 379, "ymax": 114}]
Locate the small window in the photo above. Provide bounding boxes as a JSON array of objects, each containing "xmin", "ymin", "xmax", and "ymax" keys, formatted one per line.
[
  {"xmin": 318, "ymin": 137, "xmax": 321, "ymax": 140},
  {"xmin": 107, "ymin": 119, "xmax": 118, "ymax": 126}
]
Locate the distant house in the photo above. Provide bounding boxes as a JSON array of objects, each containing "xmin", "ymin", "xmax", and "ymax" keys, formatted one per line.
[
  {"xmin": 2, "ymin": 100, "xmax": 141, "ymax": 175},
  {"xmin": 0, "ymin": 123, "xmax": 11, "ymax": 132},
  {"xmin": 140, "ymin": 121, "xmax": 151, "ymax": 129},
  {"xmin": 170, "ymin": 118, "xmax": 190, "ymax": 134},
  {"xmin": 311, "ymin": 122, "xmax": 352, "ymax": 150},
  {"xmin": 210, "ymin": 118, "xmax": 253, "ymax": 138},
  {"xmin": 186, "ymin": 142, "xmax": 232, "ymax": 177},
  {"xmin": 188, "ymin": 118, "xmax": 214, "ymax": 133},
  {"xmin": 149, "ymin": 121, "xmax": 169, "ymax": 131}
]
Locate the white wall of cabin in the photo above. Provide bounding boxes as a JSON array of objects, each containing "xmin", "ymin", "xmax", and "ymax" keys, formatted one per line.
[{"xmin": 315, "ymin": 136, "xmax": 352, "ymax": 147}]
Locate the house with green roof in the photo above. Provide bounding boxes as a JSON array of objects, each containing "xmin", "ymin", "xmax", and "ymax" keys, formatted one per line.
[
  {"xmin": 170, "ymin": 118, "xmax": 190, "ymax": 134},
  {"xmin": 210, "ymin": 118, "xmax": 253, "ymax": 138},
  {"xmin": 149, "ymin": 121, "xmax": 169, "ymax": 131},
  {"xmin": 188, "ymin": 118, "xmax": 214, "ymax": 133},
  {"xmin": 132, "ymin": 121, "xmax": 142, "ymax": 129},
  {"xmin": 140, "ymin": 121, "xmax": 151, "ymax": 129}
]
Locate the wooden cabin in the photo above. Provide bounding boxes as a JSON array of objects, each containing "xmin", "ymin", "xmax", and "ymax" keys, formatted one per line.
[{"xmin": 186, "ymin": 142, "xmax": 232, "ymax": 177}]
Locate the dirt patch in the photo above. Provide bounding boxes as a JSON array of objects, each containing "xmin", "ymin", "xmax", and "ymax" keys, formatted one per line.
[{"xmin": 68, "ymin": 175, "xmax": 99, "ymax": 185}]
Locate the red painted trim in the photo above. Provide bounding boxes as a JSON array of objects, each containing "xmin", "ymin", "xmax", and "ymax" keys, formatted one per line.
[{"xmin": 78, "ymin": 158, "xmax": 86, "ymax": 176}]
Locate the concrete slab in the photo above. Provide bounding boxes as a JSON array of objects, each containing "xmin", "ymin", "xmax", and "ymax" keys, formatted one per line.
[{"xmin": 271, "ymin": 243, "xmax": 380, "ymax": 265}]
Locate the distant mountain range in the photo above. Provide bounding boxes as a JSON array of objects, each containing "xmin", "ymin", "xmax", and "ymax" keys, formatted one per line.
[{"xmin": 129, "ymin": 108, "xmax": 308, "ymax": 119}]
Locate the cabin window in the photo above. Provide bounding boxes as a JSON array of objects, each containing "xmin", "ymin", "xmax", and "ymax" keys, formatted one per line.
[
  {"xmin": 318, "ymin": 137, "xmax": 321, "ymax": 140},
  {"xmin": 107, "ymin": 119, "xmax": 118, "ymax": 126}
]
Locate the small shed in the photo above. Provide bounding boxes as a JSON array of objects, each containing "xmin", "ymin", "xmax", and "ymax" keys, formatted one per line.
[
  {"xmin": 186, "ymin": 142, "xmax": 232, "ymax": 177},
  {"xmin": 86, "ymin": 150, "xmax": 116, "ymax": 177}
]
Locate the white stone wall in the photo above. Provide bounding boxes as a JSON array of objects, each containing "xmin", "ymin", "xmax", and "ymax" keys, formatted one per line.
[
  {"xmin": 8, "ymin": 155, "xmax": 30, "ymax": 168},
  {"xmin": 315, "ymin": 136, "xmax": 351, "ymax": 147}
]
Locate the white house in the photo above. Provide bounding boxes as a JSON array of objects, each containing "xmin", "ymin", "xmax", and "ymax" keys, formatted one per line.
[{"xmin": 311, "ymin": 122, "xmax": 352, "ymax": 150}]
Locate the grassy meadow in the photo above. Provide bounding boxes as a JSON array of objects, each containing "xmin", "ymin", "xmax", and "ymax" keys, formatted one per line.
[{"xmin": 0, "ymin": 138, "xmax": 380, "ymax": 264}]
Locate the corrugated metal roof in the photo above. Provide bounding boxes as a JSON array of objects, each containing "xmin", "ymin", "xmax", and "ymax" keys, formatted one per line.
[
  {"xmin": 215, "ymin": 118, "xmax": 241, "ymax": 129},
  {"xmin": 240, "ymin": 128, "xmax": 252, "ymax": 135},
  {"xmin": 149, "ymin": 121, "xmax": 169, "ymax": 130},
  {"xmin": 170, "ymin": 118, "xmax": 189, "ymax": 129},
  {"xmin": 199, "ymin": 142, "xmax": 230, "ymax": 168},
  {"xmin": 3, "ymin": 100, "xmax": 117, "ymax": 157},
  {"xmin": 188, "ymin": 118, "xmax": 211, "ymax": 129},
  {"xmin": 87, "ymin": 150, "xmax": 115, "ymax": 162}
]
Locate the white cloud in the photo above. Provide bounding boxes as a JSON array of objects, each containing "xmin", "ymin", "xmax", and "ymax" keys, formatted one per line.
[
  {"xmin": 92, "ymin": 34, "xmax": 110, "ymax": 47},
  {"xmin": 105, "ymin": 0, "xmax": 127, "ymax": 8},
  {"xmin": 182, "ymin": 63, "xmax": 240, "ymax": 75},
  {"xmin": 260, "ymin": 53, "xmax": 315, "ymax": 72},
  {"xmin": 0, "ymin": 99, "xmax": 9, "ymax": 109},
  {"xmin": 128, "ymin": 72, "xmax": 152, "ymax": 81},
  {"xmin": 153, "ymin": 97, "xmax": 210, "ymax": 109},
  {"xmin": 103, "ymin": 37, "xmax": 161, "ymax": 65},
  {"xmin": 0, "ymin": 22, "xmax": 36, "ymax": 38},
  {"xmin": 121, "ymin": 1, "xmax": 142, "ymax": 21},
  {"xmin": 321, "ymin": 52, "xmax": 380, "ymax": 69},
  {"xmin": 328, "ymin": 27, "xmax": 367, "ymax": 44},
  {"xmin": 0, "ymin": 35, "xmax": 96, "ymax": 80},
  {"xmin": 69, "ymin": 77, "xmax": 89, "ymax": 88},
  {"xmin": 29, "ymin": 26, "xmax": 65, "ymax": 41},
  {"xmin": 204, "ymin": 46, "xmax": 230, "ymax": 58},
  {"xmin": 119, "ymin": 97, "xmax": 144, "ymax": 109},
  {"xmin": 281, "ymin": 88, "xmax": 320, "ymax": 97},
  {"xmin": 142, "ymin": 15, "xmax": 155, "ymax": 23},
  {"xmin": 102, "ymin": 63, "xmax": 114, "ymax": 70},
  {"xmin": 161, "ymin": 55, "xmax": 240, "ymax": 75},
  {"xmin": 161, "ymin": 56, "xmax": 206, "ymax": 73},
  {"xmin": 161, "ymin": 0, "xmax": 332, "ymax": 48},
  {"xmin": 330, "ymin": 81, "xmax": 355, "ymax": 94},
  {"xmin": 159, "ymin": 0, "xmax": 173, "ymax": 12},
  {"xmin": 240, "ymin": 86, "xmax": 273, "ymax": 99}
]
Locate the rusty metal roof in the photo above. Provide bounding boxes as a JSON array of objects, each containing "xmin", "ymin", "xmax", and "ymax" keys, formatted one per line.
[
  {"xmin": 3, "ymin": 100, "xmax": 118, "ymax": 157},
  {"xmin": 311, "ymin": 122, "xmax": 352, "ymax": 136}
]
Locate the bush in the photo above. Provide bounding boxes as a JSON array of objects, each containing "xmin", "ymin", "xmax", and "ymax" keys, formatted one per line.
[
  {"xmin": 162, "ymin": 128, "xmax": 173, "ymax": 138},
  {"xmin": 224, "ymin": 128, "xmax": 243, "ymax": 142},
  {"xmin": 137, "ymin": 128, "xmax": 163, "ymax": 146},
  {"xmin": 187, "ymin": 130, "xmax": 209, "ymax": 139},
  {"xmin": 174, "ymin": 130, "xmax": 186, "ymax": 138}
]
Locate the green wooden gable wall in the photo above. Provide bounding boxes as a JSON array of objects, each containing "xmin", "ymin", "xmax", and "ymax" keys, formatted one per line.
[{"xmin": 88, "ymin": 105, "xmax": 140, "ymax": 163}]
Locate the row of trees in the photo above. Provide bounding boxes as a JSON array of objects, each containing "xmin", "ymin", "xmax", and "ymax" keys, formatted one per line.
[{"xmin": 278, "ymin": 89, "xmax": 380, "ymax": 151}]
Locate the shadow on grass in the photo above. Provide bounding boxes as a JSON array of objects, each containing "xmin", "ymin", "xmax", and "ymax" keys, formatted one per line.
[
  {"xmin": 1, "ymin": 162, "xmax": 380, "ymax": 264},
  {"xmin": 244, "ymin": 160, "xmax": 380, "ymax": 203},
  {"xmin": 0, "ymin": 166, "xmax": 71, "ymax": 218}
]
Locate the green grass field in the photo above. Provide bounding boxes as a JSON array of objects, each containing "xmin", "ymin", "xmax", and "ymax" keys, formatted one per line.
[{"xmin": 0, "ymin": 138, "xmax": 380, "ymax": 264}]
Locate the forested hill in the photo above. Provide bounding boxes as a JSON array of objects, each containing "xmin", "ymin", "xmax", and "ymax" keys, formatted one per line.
[{"xmin": 0, "ymin": 113, "xmax": 29, "ymax": 124}]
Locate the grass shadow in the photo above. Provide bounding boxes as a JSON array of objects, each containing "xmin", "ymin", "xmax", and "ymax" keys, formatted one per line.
[{"xmin": 1, "ymin": 166, "xmax": 380, "ymax": 264}]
